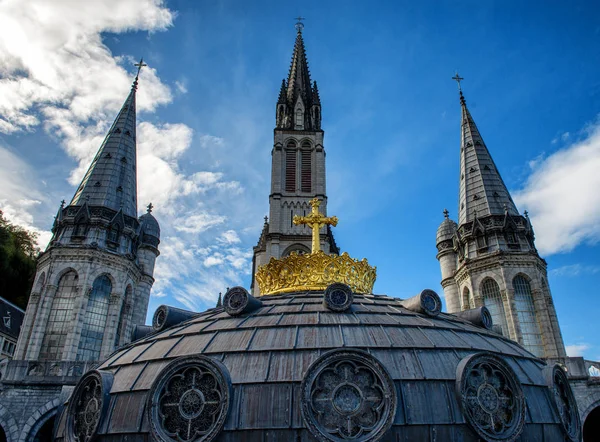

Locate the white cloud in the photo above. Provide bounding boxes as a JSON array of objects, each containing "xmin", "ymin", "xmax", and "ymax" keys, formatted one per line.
[
  {"xmin": 218, "ymin": 230, "xmax": 241, "ymax": 244},
  {"xmin": 514, "ymin": 118, "xmax": 600, "ymax": 255},
  {"xmin": 199, "ymin": 134, "xmax": 225, "ymax": 149},
  {"xmin": 0, "ymin": 146, "xmax": 52, "ymax": 248},
  {"xmin": 174, "ymin": 213, "xmax": 227, "ymax": 234},
  {"xmin": 549, "ymin": 264, "xmax": 600, "ymax": 277},
  {"xmin": 566, "ymin": 343, "xmax": 590, "ymax": 357},
  {"xmin": 203, "ymin": 256, "xmax": 224, "ymax": 267},
  {"xmin": 175, "ymin": 80, "xmax": 188, "ymax": 94}
]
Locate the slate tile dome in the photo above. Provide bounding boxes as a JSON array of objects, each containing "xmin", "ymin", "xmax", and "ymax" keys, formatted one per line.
[{"xmin": 54, "ymin": 291, "xmax": 579, "ymax": 442}]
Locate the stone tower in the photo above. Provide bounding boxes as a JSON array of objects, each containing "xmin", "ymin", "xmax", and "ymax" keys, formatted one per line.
[
  {"xmin": 251, "ymin": 23, "xmax": 338, "ymax": 295},
  {"xmin": 14, "ymin": 71, "xmax": 160, "ymax": 363},
  {"xmin": 436, "ymin": 88, "xmax": 566, "ymax": 359}
]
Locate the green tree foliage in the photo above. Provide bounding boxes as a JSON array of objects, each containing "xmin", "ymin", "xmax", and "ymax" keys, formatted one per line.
[{"xmin": 0, "ymin": 210, "xmax": 39, "ymax": 308}]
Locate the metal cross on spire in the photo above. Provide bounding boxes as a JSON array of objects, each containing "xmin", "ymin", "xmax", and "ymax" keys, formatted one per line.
[
  {"xmin": 147, "ymin": 202, "xmax": 153, "ymax": 213},
  {"xmin": 293, "ymin": 198, "xmax": 338, "ymax": 253},
  {"xmin": 295, "ymin": 16, "xmax": 305, "ymax": 33},
  {"xmin": 134, "ymin": 58, "xmax": 147, "ymax": 79},
  {"xmin": 452, "ymin": 71, "xmax": 464, "ymax": 92}
]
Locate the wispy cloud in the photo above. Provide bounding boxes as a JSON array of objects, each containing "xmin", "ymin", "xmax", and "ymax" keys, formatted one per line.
[
  {"xmin": 550, "ymin": 264, "xmax": 600, "ymax": 277},
  {"xmin": 565, "ymin": 343, "xmax": 590, "ymax": 357},
  {"xmin": 514, "ymin": 117, "xmax": 600, "ymax": 255},
  {"xmin": 0, "ymin": 0, "xmax": 256, "ymax": 313}
]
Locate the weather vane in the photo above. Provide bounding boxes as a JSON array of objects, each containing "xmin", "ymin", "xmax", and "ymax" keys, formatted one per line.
[
  {"xmin": 134, "ymin": 58, "xmax": 147, "ymax": 79},
  {"xmin": 452, "ymin": 71, "xmax": 464, "ymax": 92},
  {"xmin": 295, "ymin": 16, "xmax": 305, "ymax": 32}
]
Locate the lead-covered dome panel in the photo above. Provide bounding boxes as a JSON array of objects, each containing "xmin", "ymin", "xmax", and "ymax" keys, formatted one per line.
[{"xmin": 55, "ymin": 291, "xmax": 572, "ymax": 441}]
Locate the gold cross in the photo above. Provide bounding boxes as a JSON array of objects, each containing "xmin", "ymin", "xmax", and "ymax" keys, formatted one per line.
[{"xmin": 293, "ymin": 198, "xmax": 338, "ymax": 253}]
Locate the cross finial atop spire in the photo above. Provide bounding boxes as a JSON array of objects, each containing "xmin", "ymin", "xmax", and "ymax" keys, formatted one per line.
[
  {"xmin": 134, "ymin": 58, "xmax": 147, "ymax": 79},
  {"xmin": 264, "ymin": 215, "xmax": 268, "ymax": 224},
  {"xmin": 295, "ymin": 16, "xmax": 305, "ymax": 33},
  {"xmin": 443, "ymin": 208, "xmax": 449, "ymax": 219},
  {"xmin": 147, "ymin": 202, "xmax": 153, "ymax": 213},
  {"xmin": 452, "ymin": 71, "xmax": 464, "ymax": 92},
  {"xmin": 132, "ymin": 58, "xmax": 147, "ymax": 90},
  {"xmin": 60, "ymin": 199, "xmax": 66, "ymax": 208}
]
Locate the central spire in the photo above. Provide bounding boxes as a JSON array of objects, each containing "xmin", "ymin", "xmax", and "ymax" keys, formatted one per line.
[
  {"xmin": 457, "ymin": 83, "xmax": 519, "ymax": 225},
  {"xmin": 275, "ymin": 22, "xmax": 321, "ymax": 130}
]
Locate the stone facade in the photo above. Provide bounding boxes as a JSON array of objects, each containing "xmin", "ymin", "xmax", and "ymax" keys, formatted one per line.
[
  {"xmin": 436, "ymin": 90, "xmax": 600, "ymax": 436},
  {"xmin": 436, "ymin": 91, "xmax": 565, "ymax": 359},
  {"xmin": 251, "ymin": 26, "xmax": 338, "ymax": 296},
  {"xmin": 0, "ymin": 75, "xmax": 160, "ymax": 442}
]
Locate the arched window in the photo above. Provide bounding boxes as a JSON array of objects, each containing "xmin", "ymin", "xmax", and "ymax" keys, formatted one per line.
[
  {"xmin": 481, "ymin": 278, "xmax": 509, "ymax": 337},
  {"xmin": 462, "ymin": 287, "xmax": 473, "ymax": 310},
  {"xmin": 76, "ymin": 275, "xmax": 112, "ymax": 361},
  {"xmin": 285, "ymin": 141, "xmax": 297, "ymax": 192},
  {"xmin": 39, "ymin": 270, "xmax": 78, "ymax": 361},
  {"xmin": 295, "ymin": 108, "xmax": 303, "ymax": 127},
  {"xmin": 513, "ymin": 275, "xmax": 544, "ymax": 357},
  {"xmin": 114, "ymin": 285, "xmax": 132, "ymax": 347}
]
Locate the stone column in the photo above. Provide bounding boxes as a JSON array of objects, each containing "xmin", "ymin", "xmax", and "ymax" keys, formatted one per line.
[
  {"xmin": 100, "ymin": 292, "xmax": 123, "ymax": 359},
  {"xmin": 14, "ymin": 292, "xmax": 41, "ymax": 360},
  {"xmin": 532, "ymin": 288, "xmax": 557, "ymax": 358},
  {"xmin": 25, "ymin": 284, "xmax": 58, "ymax": 360},
  {"xmin": 503, "ymin": 288, "xmax": 520, "ymax": 342}
]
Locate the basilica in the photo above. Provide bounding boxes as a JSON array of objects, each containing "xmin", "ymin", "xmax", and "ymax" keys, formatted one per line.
[{"xmin": 0, "ymin": 23, "xmax": 599, "ymax": 442}]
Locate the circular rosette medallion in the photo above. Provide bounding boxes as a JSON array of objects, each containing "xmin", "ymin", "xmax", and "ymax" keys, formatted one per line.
[
  {"xmin": 67, "ymin": 370, "xmax": 113, "ymax": 442},
  {"xmin": 301, "ymin": 349, "xmax": 396, "ymax": 441},
  {"xmin": 223, "ymin": 286, "xmax": 249, "ymax": 316},
  {"xmin": 456, "ymin": 353, "xmax": 525, "ymax": 442},
  {"xmin": 148, "ymin": 356, "xmax": 232, "ymax": 442},
  {"xmin": 324, "ymin": 283, "xmax": 354, "ymax": 312},
  {"xmin": 544, "ymin": 365, "xmax": 581, "ymax": 441}
]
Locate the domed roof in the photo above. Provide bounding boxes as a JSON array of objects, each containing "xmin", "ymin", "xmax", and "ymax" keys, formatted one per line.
[
  {"xmin": 436, "ymin": 214, "xmax": 457, "ymax": 245},
  {"xmin": 54, "ymin": 290, "xmax": 580, "ymax": 442},
  {"xmin": 139, "ymin": 211, "xmax": 160, "ymax": 239}
]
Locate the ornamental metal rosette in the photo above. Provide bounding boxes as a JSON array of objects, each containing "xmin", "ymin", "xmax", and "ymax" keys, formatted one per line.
[
  {"xmin": 301, "ymin": 349, "xmax": 396, "ymax": 441},
  {"xmin": 455, "ymin": 352, "xmax": 525, "ymax": 442},
  {"xmin": 544, "ymin": 364, "xmax": 581, "ymax": 441},
  {"xmin": 67, "ymin": 370, "xmax": 113, "ymax": 442},
  {"xmin": 147, "ymin": 356, "xmax": 232, "ymax": 442}
]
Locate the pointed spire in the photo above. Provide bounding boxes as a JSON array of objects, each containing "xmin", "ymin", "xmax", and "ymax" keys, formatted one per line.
[
  {"xmin": 216, "ymin": 292, "xmax": 222, "ymax": 308},
  {"xmin": 70, "ymin": 60, "xmax": 144, "ymax": 218},
  {"xmin": 312, "ymin": 80, "xmax": 321, "ymax": 105},
  {"xmin": 456, "ymin": 77, "xmax": 519, "ymax": 225},
  {"xmin": 286, "ymin": 24, "xmax": 313, "ymax": 106},
  {"xmin": 277, "ymin": 79, "xmax": 287, "ymax": 104}
]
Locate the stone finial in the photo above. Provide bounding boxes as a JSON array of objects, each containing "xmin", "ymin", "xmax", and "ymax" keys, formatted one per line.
[
  {"xmin": 443, "ymin": 208, "xmax": 449, "ymax": 219},
  {"xmin": 147, "ymin": 202, "xmax": 153, "ymax": 213}
]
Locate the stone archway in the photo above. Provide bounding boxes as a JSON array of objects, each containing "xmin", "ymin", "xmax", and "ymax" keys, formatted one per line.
[
  {"xmin": 584, "ymin": 404, "xmax": 600, "ymax": 442},
  {"xmin": 0, "ymin": 403, "xmax": 18, "ymax": 442},
  {"xmin": 19, "ymin": 398, "xmax": 61, "ymax": 442}
]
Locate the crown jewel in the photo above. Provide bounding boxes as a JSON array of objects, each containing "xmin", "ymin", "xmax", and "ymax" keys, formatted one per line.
[{"xmin": 256, "ymin": 198, "xmax": 376, "ymax": 295}]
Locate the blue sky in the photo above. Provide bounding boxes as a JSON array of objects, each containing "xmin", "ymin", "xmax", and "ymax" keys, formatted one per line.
[{"xmin": 0, "ymin": 0, "xmax": 598, "ymax": 359}]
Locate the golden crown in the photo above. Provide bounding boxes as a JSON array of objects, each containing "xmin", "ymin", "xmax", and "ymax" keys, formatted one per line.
[{"xmin": 256, "ymin": 198, "xmax": 377, "ymax": 296}]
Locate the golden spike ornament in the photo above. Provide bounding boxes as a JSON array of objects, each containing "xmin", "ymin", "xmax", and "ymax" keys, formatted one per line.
[
  {"xmin": 293, "ymin": 198, "xmax": 338, "ymax": 253},
  {"xmin": 256, "ymin": 198, "xmax": 376, "ymax": 296}
]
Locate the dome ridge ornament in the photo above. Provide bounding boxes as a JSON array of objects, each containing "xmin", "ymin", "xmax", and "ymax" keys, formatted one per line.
[{"xmin": 256, "ymin": 198, "xmax": 376, "ymax": 295}]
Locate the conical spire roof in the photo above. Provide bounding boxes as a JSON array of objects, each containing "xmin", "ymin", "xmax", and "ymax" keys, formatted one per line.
[
  {"xmin": 70, "ymin": 76, "xmax": 139, "ymax": 218},
  {"xmin": 286, "ymin": 27, "xmax": 313, "ymax": 106},
  {"xmin": 458, "ymin": 91, "xmax": 519, "ymax": 225}
]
